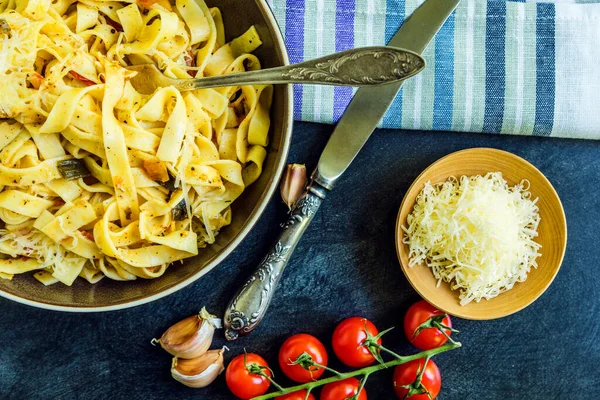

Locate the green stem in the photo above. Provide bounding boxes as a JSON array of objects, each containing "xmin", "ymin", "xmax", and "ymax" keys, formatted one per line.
[
  {"xmin": 265, "ymin": 375, "xmax": 285, "ymax": 392},
  {"xmin": 313, "ymin": 362, "xmax": 344, "ymax": 377},
  {"xmin": 355, "ymin": 372, "xmax": 370, "ymax": 399},
  {"xmin": 251, "ymin": 342, "xmax": 461, "ymax": 400},
  {"xmin": 414, "ymin": 356, "xmax": 430, "ymax": 387},
  {"xmin": 433, "ymin": 321, "xmax": 458, "ymax": 344},
  {"xmin": 289, "ymin": 352, "xmax": 344, "ymax": 377},
  {"xmin": 303, "ymin": 388, "xmax": 312, "ymax": 400},
  {"xmin": 376, "ymin": 345, "xmax": 405, "ymax": 361}
]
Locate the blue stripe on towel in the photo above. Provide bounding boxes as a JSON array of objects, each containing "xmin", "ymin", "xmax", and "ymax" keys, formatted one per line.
[
  {"xmin": 432, "ymin": 12, "xmax": 455, "ymax": 131},
  {"xmin": 533, "ymin": 3, "xmax": 555, "ymax": 137},
  {"xmin": 285, "ymin": 0, "xmax": 305, "ymax": 121},
  {"xmin": 482, "ymin": 1, "xmax": 506, "ymax": 134},
  {"xmin": 382, "ymin": 0, "xmax": 405, "ymax": 127},
  {"xmin": 333, "ymin": 0, "xmax": 356, "ymax": 122}
]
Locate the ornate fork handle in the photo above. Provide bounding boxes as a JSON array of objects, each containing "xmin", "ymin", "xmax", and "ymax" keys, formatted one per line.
[
  {"xmin": 224, "ymin": 181, "xmax": 327, "ymax": 341},
  {"xmin": 176, "ymin": 46, "xmax": 425, "ymax": 91}
]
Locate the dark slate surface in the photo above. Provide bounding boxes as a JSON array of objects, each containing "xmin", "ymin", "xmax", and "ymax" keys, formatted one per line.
[{"xmin": 1, "ymin": 122, "xmax": 600, "ymax": 400}]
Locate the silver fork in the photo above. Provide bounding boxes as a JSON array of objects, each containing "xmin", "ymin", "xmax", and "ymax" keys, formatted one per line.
[{"xmin": 125, "ymin": 46, "xmax": 425, "ymax": 94}]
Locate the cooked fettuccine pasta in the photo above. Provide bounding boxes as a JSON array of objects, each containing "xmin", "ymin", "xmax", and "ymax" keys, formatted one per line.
[{"xmin": 0, "ymin": 0, "xmax": 273, "ymax": 285}]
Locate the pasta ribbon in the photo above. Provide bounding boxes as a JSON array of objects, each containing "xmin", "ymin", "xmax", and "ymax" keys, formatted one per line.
[
  {"xmin": 102, "ymin": 61, "xmax": 139, "ymax": 225},
  {"xmin": 0, "ymin": 190, "xmax": 53, "ymax": 218}
]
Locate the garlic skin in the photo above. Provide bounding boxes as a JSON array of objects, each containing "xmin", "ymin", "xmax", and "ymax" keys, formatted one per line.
[
  {"xmin": 280, "ymin": 164, "xmax": 307, "ymax": 210},
  {"xmin": 171, "ymin": 347, "xmax": 226, "ymax": 388},
  {"xmin": 156, "ymin": 307, "xmax": 222, "ymax": 359}
]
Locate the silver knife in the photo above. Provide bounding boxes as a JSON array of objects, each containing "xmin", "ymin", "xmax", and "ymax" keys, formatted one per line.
[{"xmin": 224, "ymin": 0, "xmax": 461, "ymax": 341}]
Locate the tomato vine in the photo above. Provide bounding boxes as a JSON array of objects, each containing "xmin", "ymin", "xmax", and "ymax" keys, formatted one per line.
[{"xmin": 250, "ymin": 317, "xmax": 461, "ymax": 400}]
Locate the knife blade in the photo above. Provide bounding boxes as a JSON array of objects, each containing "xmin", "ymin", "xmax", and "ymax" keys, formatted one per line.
[
  {"xmin": 315, "ymin": 0, "xmax": 461, "ymax": 188},
  {"xmin": 224, "ymin": 0, "xmax": 460, "ymax": 341}
]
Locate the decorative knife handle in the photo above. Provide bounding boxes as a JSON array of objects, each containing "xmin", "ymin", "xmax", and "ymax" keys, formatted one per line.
[
  {"xmin": 178, "ymin": 46, "xmax": 425, "ymax": 91},
  {"xmin": 224, "ymin": 181, "xmax": 328, "ymax": 341}
]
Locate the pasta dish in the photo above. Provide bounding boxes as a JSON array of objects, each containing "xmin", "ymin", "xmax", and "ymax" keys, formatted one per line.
[{"xmin": 0, "ymin": 0, "xmax": 272, "ymax": 285}]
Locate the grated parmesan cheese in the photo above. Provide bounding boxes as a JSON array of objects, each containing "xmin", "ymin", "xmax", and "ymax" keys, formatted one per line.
[
  {"xmin": 402, "ymin": 172, "xmax": 541, "ymax": 306},
  {"xmin": 0, "ymin": 228, "xmax": 65, "ymax": 268}
]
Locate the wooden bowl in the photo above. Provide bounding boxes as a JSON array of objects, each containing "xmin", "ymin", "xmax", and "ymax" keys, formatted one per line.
[{"xmin": 396, "ymin": 148, "xmax": 567, "ymax": 320}]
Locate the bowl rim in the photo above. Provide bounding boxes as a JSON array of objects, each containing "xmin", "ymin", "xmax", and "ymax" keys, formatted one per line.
[
  {"xmin": 0, "ymin": 1, "xmax": 294, "ymax": 312},
  {"xmin": 395, "ymin": 147, "xmax": 568, "ymax": 320}
]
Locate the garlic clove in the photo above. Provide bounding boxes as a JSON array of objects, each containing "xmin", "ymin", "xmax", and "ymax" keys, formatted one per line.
[
  {"xmin": 156, "ymin": 307, "xmax": 222, "ymax": 359},
  {"xmin": 280, "ymin": 164, "xmax": 307, "ymax": 210},
  {"xmin": 171, "ymin": 347, "xmax": 226, "ymax": 388}
]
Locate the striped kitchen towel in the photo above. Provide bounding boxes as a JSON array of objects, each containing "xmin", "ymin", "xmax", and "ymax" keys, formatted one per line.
[{"xmin": 266, "ymin": 0, "xmax": 600, "ymax": 140}]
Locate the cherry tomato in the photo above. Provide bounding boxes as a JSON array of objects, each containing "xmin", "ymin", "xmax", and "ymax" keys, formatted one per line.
[
  {"xmin": 321, "ymin": 377, "xmax": 367, "ymax": 400},
  {"xmin": 404, "ymin": 300, "xmax": 453, "ymax": 350},
  {"xmin": 332, "ymin": 317, "xmax": 380, "ymax": 367},
  {"xmin": 393, "ymin": 359, "xmax": 441, "ymax": 400},
  {"xmin": 279, "ymin": 334, "xmax": 328, "ymax": 382},
  {"xmin": 226, "ymin": 353, "xmax": 271, "ymax": 399},
  {"xmin": 276, "ymin": 390, "xmax": 316, "ymax": 400}
]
